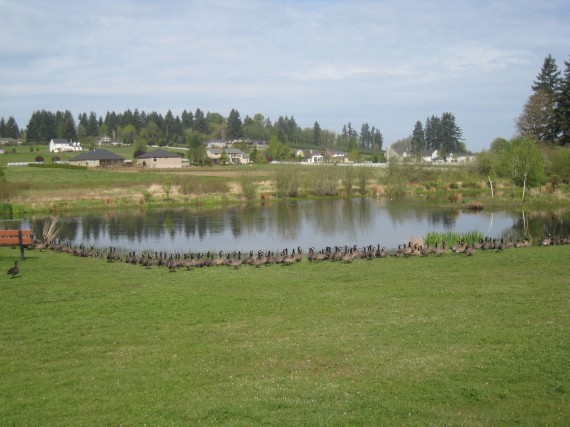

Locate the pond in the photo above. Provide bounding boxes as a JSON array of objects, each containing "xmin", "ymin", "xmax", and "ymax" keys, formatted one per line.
[{"xmin": 19, "ymin": 198, "xmax": 570, "ymax": 254}]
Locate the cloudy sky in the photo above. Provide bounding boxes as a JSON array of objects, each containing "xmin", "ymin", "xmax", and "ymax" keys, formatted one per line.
[{"xmin": 1, "ymin": 0, "xmax": 568, "ymax": 151}]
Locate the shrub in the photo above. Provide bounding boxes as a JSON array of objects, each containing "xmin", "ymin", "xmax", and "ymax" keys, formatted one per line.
[{"xmin": 239, "ymin": 174, "xmax": 258, "ymax": 201}]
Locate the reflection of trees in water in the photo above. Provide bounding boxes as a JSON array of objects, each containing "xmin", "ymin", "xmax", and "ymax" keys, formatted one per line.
[
  {"xmin": 275, "ymin": 201, "xmax": 302, "ymax": 241},
  {"xmin": 34, "ymin": 203, "xmax": 570, "ymax": 251},
  {"xmin": 385, "ymin": 203, "xmax": 459, "ymax": 229},
  {"xmin": 301, "ymin": 199, "xmax": 372, "ymax": 240},
  {"xmin": 509, "ymin": 209, "xmax": 570, "ymax": 241},
  {"xmin": 428, "ymin": 208, "xmax": 460, "ymax": 228}
]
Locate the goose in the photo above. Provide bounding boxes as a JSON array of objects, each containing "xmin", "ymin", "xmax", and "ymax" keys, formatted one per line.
[
  {"xmin": 434, "ymin": 241, "xmax": 448, "ymax": 256},
  {"xmin": 539, "ymin": 233, "xmax": 552, "ymax": 246},
  {"xmin": 463, "ymin": 243, "xmax": 476, "ymax": 256},
  {"xmin": 340, "ymin": 248, "xmax": 355, "ymax": 263},
  {"xmin": 516, "ymin": 236, "xmax": 531, "ymax": 248},
  {"xmin": 504, "ymin": 236, "xmax": 516, "ymax": 249},
  {"xmin": 32, "ymin": 235, "xmax": 48, "ymax": 251},
  {"xmin": 7, "ymin": 260, "xmax": 19, "ymax": 278},
  {"xmin": 495, "ymin": 238, "xmax": 504, "ymax": 252},
  {"xmin": 452, "ymin": 240, "xmax": 466, "ymax": 253},
  {"xmin": 281, "ymin": 249, "xmax": 296, "ymax": 266},
  {"xmin": 294, "ymin": 247, "xmax": 303, "ymax": 262},
  {"xmin": 166, "ymin": 254, "xmax": 178, "ymax": 272},
  {"xmin": 314, "ymin": 249, "xmax": 328, "ymax": 262},
  {"xmin": 227, "ymin": 252, "xmax": 243, "ymax": 269}
]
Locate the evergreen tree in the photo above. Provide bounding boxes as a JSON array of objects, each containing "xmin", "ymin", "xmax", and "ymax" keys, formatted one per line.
[
  {"xmin": 226, "ymin": 109, "xmax": 243, "ymax": 139},
  {"xmin": 440, "ymin": 112, "xmax": 463, "ymax": 153},
  {"xmin": 411, "ymin": 120, "xmax": 424, "ymax": 154},
  {"xmin": 360, "ymin": 123, "xmax": 370, "ymax": 149},
  {"xmin": 0, "ymin": 117, "xmax": 18, "ymax": 138},
  {"xmin": 532, "ymin": 54, "xmax": 562, "ymax": 94},
  {"xmin": 181, "ymin": 109, "xmax": 194, "ymax": 129},
  {"xmin": 193, "ymin": 108, "xmax": 208, "ymax": 134},
  {"xmin": 62, "ymin": 111, "xmax": 77, "ymax": 140},
  {"xmin": 87, "ymin": 112, "xmax": 99, "ymax": 136},
  {"xmin": 164, "ymin": 110, "xmax": 175, "ymax": 143},
  {"xmin": 312, "ymin": 121, "xmax": 321, "ymax": 146},
  {"xmin": 556, "ymin": 56, "xmax": 570, "ymax": 145},
  {"xmin": 372, "ymin": 128, "xmax": 383, "ymax": 151},
  {"xmin": 424, "ymin": 116, "xmax": 439, "ymax": 150},
  {"xmin": 521, "ymin": 54, "xmax": 563, "ymax": 143}
]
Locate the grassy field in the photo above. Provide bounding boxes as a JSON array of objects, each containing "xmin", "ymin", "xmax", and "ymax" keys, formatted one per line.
[{"xmin": 0, "ymin": 245, "xmax": 568, "ymax": 426}]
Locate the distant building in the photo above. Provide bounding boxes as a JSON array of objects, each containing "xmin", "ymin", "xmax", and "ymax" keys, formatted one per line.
[
  {"xmin": 207, "ymin": 147, "xmax": 250, "ymax": 165},
  {"xmin": 0, "ymin": 138, "xmax": 18, "ymax": 145},
  {"xmin": 420, "ymin": 149, "xmax": 439, "ymax": 163},
  {"xmin": 69, "ymin": 149, "xmax": 125, "ymax": 167},
  {"xmin": 136, "ymin": 149, "xmax": 184, "ymax": 169},
  {"xmin": 446, "ymin": 152, "xmax": 475, "ymax": 163},
  {"xmin": 49, "ymin": 138, "xmax": 82, "ymax": 153},
  {"xmin": 386, "ymin": 145, "xmax": 411, "ymax": 161}
]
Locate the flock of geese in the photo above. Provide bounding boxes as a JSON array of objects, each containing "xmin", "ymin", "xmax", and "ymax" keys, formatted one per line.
[{"xmin": 6, "ymin": 232, "xmax": 566, "ymax": 276}]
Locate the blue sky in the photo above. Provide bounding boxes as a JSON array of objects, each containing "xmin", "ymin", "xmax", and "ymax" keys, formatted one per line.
[{"xmin": 1, "ymin": 0, "xmax": 569, "ymax": 151}]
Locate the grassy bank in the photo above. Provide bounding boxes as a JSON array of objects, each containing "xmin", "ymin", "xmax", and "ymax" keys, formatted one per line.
[
  {"xmin": 2, "ymin": 145, "xmax": 570, "ymax": 214},
  {"xmin": 1, "ymin": 245, "xmax": 568, "ymax": 426}
]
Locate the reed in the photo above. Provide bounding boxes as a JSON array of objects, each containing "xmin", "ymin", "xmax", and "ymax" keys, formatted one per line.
[
  {"xmin": 42, "ymin": 216, "xmax": 64, "ymax": 242},
  {"xmin": 424, "ymin": 229, "xmax": 486, "ymax": 246}
]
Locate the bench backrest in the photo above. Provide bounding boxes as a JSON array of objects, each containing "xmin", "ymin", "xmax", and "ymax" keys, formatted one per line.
[{"xmin": 0, "ymin": 229, "xmax": 33, "ymax": 246}]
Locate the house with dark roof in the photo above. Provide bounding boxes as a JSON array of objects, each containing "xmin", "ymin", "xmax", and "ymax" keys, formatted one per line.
[
  {"xmin": 136, "ymin": 148, "xmax": 184, "ymax": 168},
  {"xmin": 69, "ymin": 149, "xmax": 125, "ymax": 168}
]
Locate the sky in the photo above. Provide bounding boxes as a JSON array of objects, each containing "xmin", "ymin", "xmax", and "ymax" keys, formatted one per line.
[{"xmin": 1, "ymin": 0, "xmax": 569, "ymax": 152}]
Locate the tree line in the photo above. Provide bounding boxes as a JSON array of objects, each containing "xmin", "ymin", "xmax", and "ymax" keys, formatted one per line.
[{"xmin": 0, "ymin": 107, "xmax": 386, "ymax": 157}]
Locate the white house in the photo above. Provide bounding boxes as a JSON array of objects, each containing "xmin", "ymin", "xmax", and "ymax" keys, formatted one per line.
[
  {"xmin": 300, "ymin": 150, "xmax": 324, "ymax": 164},
  {"xmin": 420, "ymin": 149, "xmax": 439, "ymax": 163},
  {"xmin": 446, "ymin": 152, "xmax": 475, "ymax": 163},
  {"xmin": 49, "ymin": 138, "xmax": 82, "ymax": 153},
  {"xmin": 207, "ymin": 147, "xmax": 250, "ymax": 165}
]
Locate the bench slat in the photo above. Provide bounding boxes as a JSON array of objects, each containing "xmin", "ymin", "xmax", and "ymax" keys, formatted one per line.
[{"xmin": 0, "ymin": 229, "xmax": 33, "ymax": 246}]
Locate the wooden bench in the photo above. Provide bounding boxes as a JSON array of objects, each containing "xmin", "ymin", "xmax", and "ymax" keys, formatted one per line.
[{"xmin": 0, "ymin": 229, "xmax": 33, "ymax": 260}]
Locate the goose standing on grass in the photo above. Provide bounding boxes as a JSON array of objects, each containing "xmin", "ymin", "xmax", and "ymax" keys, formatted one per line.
[{"xmin": 7, "ymin": 260, "xmax": 19, "ymax": 278}]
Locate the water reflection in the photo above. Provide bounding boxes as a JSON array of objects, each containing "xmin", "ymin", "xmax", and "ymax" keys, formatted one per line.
[{"xmin": 21, "ymin": 199, "xmax": 570, "ymax": 253}]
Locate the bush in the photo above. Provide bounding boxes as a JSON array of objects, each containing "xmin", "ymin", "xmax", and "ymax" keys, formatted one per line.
[
  {"xmin": 273, "ymin": 165, "xmax": 303, "ymax": 198},
  {"xmin": 239, "ymin": 174, "xmax": 258, "ymax": 201}
]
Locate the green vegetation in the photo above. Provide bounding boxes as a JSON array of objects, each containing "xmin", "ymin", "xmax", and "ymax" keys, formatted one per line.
[
  {"xmin": 424, "ymin": 230, "xmax": 486, "ymax": 247},
  {"xmin": 1, "ymin": 245, "xmax": 568, "ymax": 426}
]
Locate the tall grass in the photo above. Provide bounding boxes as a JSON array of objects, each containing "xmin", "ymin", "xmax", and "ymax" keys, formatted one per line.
[
  {"xmin": 424, "ymin": 229, "xmax": 486, "ymax": 246},
  {"xmin": 273, "ymin": 165, "xmax": 303, "ymax": 197},
  {"xmin": 306, "ymin": 165, "xmax": 340, "ymax": 196},
  {"xmin": 174, "ymin": 175, "xmax": 229, "ymax": 195}
]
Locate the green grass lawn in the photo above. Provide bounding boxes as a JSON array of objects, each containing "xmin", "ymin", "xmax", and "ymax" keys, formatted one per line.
[{"xmin": 0, "ymin": 245, "xmax": 569, "ymax": 426}]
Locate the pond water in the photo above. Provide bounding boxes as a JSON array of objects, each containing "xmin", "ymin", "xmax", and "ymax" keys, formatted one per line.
[{"xmin": 19, "ymin": 198, "xmax": 570, "ymax": 254}]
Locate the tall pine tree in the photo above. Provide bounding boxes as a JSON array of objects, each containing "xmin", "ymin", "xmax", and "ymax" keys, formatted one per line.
[
  {"xmin": 556, "ymin": 56, "xmax": 570, "ymax": 145},
  {"xmin": 411, "ymin": 121, "xmax": 424, "ymax": 154},
  {"xmin": 226, "ymin": 109, "xmax": 243, "ymax": 139},
  {"xmin": 519, "ymin": 54, "xmax": 563, "ymax": 143}
]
